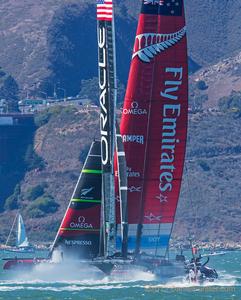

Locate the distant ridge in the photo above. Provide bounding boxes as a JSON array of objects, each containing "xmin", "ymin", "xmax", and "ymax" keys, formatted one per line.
[{"xmin": 0, "ymin": 0, "xmax": 241, "ymax": 94}]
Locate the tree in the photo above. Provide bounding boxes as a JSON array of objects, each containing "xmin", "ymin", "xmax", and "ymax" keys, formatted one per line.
[
  {"xmin": 0, "ymin": 69, "xmax": 19, "ymax": 112},
  {"xmin": 4, "ymin": 184, "xmax": 20, "ymax": 210},
  {"xmin": 79, "ymin": 77, "xmax": 126, "ymax": 105},
  {"xmin": 189, "ymin": 81, "xmax": 208, "ymax": 112},
  {"xmin": 26, "ymin": 196, "xmax": 59, "ymax": 218},
  {"xmin": 25, "ymin": 184, "xmax": 46, "ymax": 201},
  {"xmin": 196, "ymin": 80, "xmax": 208, "ymax": 91},
  {"xmin": 24, "ymin": 145, "xmax": 45, "ymax": 171},
  {"xmin": 219, "ymin": 90, "xmax": 241, "ymax": 118},
  {"xmin": 0, "ymin": 67, "xmax": 6, "ymax": 78}
]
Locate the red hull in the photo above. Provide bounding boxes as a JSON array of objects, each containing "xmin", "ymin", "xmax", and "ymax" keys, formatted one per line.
[{"xmin": 3, "ymin": 258, "xmax": 46, "ymax": 270}]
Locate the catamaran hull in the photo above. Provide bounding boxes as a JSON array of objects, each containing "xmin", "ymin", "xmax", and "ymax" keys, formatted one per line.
[
  {"xmin": 3, "ymin": 257, "xmax": 185, "ymax": 280},
  {"xmin": 3, "ymin": 247, "xmax": 35, "ymax": 254},
  {"xmin": 3, "ymin": 258, "xmax": 45, "ymax": 270},
  {"xmin": 91, "ymin": 258, "xmax": 185, "ymax": 280}
]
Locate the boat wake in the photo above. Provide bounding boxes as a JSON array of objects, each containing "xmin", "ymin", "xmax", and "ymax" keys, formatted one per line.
[
  {"xmin": 2, "ymin": 260, "xmax": 155, "ymax": 287},
  {"xmin": 0, "ymin": 266, "xmax": 239, "ymax": 294},
  {"xmin": 144, "ymin": 271, "xmax": 238, "ymax": 291}
]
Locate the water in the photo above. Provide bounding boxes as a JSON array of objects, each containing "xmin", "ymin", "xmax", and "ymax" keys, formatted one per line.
[{"xmin": 0, "ymin": 250, "xmax": 240, "ymax": 299}]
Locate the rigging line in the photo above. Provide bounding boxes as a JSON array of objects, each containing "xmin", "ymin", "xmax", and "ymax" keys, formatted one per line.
[
  {"xmin": 135, "ymin": 62, "xmax": 154, "ymax": 255},
  {"xmin": 93, "ymin": 108, "xmax": 101, "ymax": 142},
  {"xmin": 185, "ymin": 163, "xmax": 198, "ymax": 239},
  {"xmin": 155, "ymin": 222, "xmax": 162, "ymax": 257},
  {"xmin": 5, "ymin": 213, "xmax": 18, "ymax": 246},
  {"xmin": 93, "ymin": 126, "xmax": 99, "ymax": 141}
]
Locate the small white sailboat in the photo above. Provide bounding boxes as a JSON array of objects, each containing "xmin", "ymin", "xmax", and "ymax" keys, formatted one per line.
[
  {"xmin": 4, "ymin": 213, "xmax": 35, "ymax": 253},
  {"xmin": 16, "ymin": 214, "xmax": 30, "ymax": 249}
]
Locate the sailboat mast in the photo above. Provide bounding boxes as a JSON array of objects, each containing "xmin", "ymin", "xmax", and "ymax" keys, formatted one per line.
[
  {"xmin": 97, "ymin": 0, "xmax": 116, "ymax": 257},
  {"xmin": 116, "ymin": 122, "xmax": 128, "ymax": 258},
  {"xmin": 16, "ymin": 214, "xmax": 21, "ymax": 247},
  {"xmin": 5, "ymin": 213, "xmax": 18, "ymax": 246}
]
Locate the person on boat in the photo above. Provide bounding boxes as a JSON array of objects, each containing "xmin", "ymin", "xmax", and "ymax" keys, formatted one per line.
[
  {"xmin": 188, "ymin": 268, "xmax": 196, "ymax": 282},
  {"xmin": 186, "ymin": 253, "xmax": 218, "ymax": 282},
  {"xmin": 186, "ymin": 245, "xmax": 203, "ymax": 282},
  {"xmin": 188, "ymin": 267, "xmax": 202, "ymax": 283},
  {"xmin": 33, "ymin": 257, "xmax": 38, "ymax": 264},
  {"xmin": 190, "ymin": 254, "xmax": 202, "ymax": 267},
  {"xmin": 176, "ymin": 247, "xmax": 186, "ymax": 262}
]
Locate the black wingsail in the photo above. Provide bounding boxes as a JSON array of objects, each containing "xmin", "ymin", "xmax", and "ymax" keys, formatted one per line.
[
  {"xmin": 51, "ymin": 141, "xmax": 102, "ymax": 259},
  {"xmin": 97, "ymin": 0, "xmax": 117, "ymax": 257}
]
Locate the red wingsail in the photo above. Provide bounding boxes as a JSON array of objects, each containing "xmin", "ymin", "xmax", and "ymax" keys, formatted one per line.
[{"xmin": 120, "ymin": 0, "xmax": 188, "ymax": 256}]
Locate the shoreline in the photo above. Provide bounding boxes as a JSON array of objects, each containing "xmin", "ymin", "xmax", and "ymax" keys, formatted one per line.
[{"xmin": 170, "ymin": 241, "xmax": 241, "ymax": 251}]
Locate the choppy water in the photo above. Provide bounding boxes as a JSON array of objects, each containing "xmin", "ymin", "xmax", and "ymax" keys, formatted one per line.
[{"xmin": 0, "ymin": 250, "xmax": 240, "ymax": 299}]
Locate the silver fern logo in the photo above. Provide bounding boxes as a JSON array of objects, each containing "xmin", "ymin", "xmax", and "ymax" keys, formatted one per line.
[{"xmin": 132, "ymin": 26, "xmax": 186, "ymax": 63}]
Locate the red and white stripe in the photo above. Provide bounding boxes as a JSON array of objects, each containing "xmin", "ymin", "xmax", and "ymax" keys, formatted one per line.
[{"xmin": 97, "ymin": 0, "xmax": 113, "ymax": 21}]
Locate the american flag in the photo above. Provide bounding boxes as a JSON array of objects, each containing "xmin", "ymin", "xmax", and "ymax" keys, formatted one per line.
[{"xmin": 97, "ymin": 0, "xmax": 113, "ymax": 21}]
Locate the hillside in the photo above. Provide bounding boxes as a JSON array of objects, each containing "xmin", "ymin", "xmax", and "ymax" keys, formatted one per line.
[
  {"xmin": 174, "ymin": 111, "xmax": 241, "ymax": 243},
  {"xmin": 190, "ymin": 51, "xmax": 241, "ymax": 108},
  {"xmin": 1, "ymin": 0, "xmax": 241, "ymax": 95},
  {"xmin": 0, "ymin": 0, "xmax": 241, "ymax": 246},
  {"xmin": 0, "ymin": 106, "xmax": 240, "ymax": 245},
  {"xmin": 0, "ymin": 0, "xmax": 59, "ymax": 89},
  {"xmin": 0, "ymin": 106, "xmax": 100, "ymax": 243}
]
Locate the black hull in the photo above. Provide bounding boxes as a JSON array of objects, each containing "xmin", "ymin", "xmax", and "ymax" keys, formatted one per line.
[{"xmin": 90, "ymin": 257, "xmax": 185, "ymax": 279}]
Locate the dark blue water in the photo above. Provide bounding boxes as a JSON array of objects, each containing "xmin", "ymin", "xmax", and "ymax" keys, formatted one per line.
[{"xmin": 0, "ymin": 250, "xmax": 240, "ymax": 300}]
